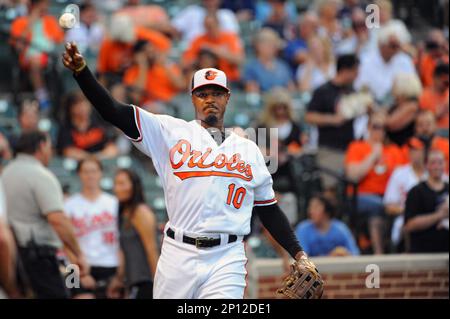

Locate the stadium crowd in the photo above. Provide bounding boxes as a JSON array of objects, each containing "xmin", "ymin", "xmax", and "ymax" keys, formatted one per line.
[{"xmin": 0, "ymin": 0, "xmax": 448, "ymax": 299}]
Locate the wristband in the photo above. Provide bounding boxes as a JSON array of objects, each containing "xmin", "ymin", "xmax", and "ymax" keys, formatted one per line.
[{"xmin": 74, "ymin": 60, "xmax": 87, "ymax": 74}]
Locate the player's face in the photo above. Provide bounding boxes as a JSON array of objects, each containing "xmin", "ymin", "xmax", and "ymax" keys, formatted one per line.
[
  {"xmin": 192, "ymin": 86, "xmax": 230, "ymax": 127},
  {"xmin": 79, "ymin": 160, "xmax": 102, "ymax": 190},
  {"xmin": 113, "ymin": 172, "xmax": 133, "ymax": 202}
]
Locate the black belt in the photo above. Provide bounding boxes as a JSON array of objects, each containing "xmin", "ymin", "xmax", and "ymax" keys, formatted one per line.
[{"xmin": 166, "ymin": 228, "xmax": 237, "ymax": 248}]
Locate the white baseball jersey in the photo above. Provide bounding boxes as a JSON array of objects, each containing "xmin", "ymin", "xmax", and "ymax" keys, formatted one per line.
[
  {"xmin": 127, "ymin": 105, "xmax": 276, "ymax": 236},
  {"xmin": 64, "ymin": 193, "xmax": 119, "ymax": 268}
]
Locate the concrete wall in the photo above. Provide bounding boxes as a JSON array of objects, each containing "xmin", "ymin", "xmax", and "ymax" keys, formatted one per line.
[{"xmin": 247, "ymin": 254, "xmax": 449, "ymax": 299}]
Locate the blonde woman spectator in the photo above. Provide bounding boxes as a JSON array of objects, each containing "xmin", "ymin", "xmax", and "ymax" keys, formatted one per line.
[
  {"xmin": 243, "ymin": 28, "xmax": 295, "ymax": 94},
  {"xmin": 315, "ymin": 0, "xmax": 344, "ymax": 50},
  {"xmin": 297, "ymin": 36, "xmax": 335, "ymax": 93},
  {"xmin": 257, "ymin": 88, "xmax": 307, "ymax": 195},
  {"xmin": 258, "ymin": 88, "xmax": 306, "ymax": 155},
  {"xmin": 386, "ymin": 73, "xmax": 422, "ymax": 146}
]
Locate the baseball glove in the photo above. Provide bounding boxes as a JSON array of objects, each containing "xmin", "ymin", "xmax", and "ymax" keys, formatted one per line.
[{"xmin": 277, "ymin": 257, "xmax": 324, "ymax": 299}]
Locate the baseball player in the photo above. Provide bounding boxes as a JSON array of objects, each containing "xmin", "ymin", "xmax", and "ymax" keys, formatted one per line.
[{"xmin": 62, "ymin": 42, "xmax": 316, "ymax": 299}]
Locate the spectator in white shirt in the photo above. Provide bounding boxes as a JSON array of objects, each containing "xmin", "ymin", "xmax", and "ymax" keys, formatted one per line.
[
  {"xmin": 64, "ymin": 157, "xmax": 119, "ymax": 298},
  {"xmin": 355, "ymin": 24, "xmax": 416, "ymax": 104},
  {"xmin": 384, "ymin": 138, "xmax": 427, "ymax": 250}
]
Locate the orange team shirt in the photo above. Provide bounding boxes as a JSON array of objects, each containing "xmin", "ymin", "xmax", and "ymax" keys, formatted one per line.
[
  {"xmin": 97, "ymin": 27, "xmax": 171, "ymax": 74},
  {"xmin": 10, "ymin": 15, "xmax": 64, "ymax": 65},
  {"xmin": 418, "ymin": 53, "xmax": 449, "ymax": 88},
  {"xmin": 345, "ymin": 141, "xmax": 405, "ymax": 195},
  {"xmin": 183, "ymin": 32, "xmax": 243, "ymax": 82},
  {"xmin": 123, "ymin": 63, "xmax": 182, "ymax": 104},
  {"xmin": 419, "ymin": 88, "xmax": 449, "ymax": 129}
]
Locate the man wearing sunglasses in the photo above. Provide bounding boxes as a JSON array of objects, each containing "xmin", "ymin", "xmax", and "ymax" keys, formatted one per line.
[
  {"xmin": 62, "ymin": 42, "xmax": 321, "ymax": 299},
  {"xmin": 355, "ymin": 24, "xmax": 416, "ymax": 103}
]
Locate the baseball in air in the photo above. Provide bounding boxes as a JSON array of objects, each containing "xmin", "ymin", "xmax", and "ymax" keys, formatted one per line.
[{"xmin": 59, "ymin": 12, "xmax": 76, "ymax": 29}]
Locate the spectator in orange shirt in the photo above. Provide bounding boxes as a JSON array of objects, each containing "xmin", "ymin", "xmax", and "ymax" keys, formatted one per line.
[
  {"xmin": 345, "ymin": 112, "xmax": 404, "ymax": 254},
  {"xmin": 123, "ymin": 40, "xmax": 184, "ymax": 112},
  {"xmin": 412, "ymin": 110, "xmax": 449, "ymax": 173},
  {"xmin": 57, "ymin": 91, "xmax": 119, "ymax": 160},
  {"xmin": 419, "ymin": 64, "xmax": 449, "ymax": 131},
  {"xmin": 97, "ymin": 14, "xmax": 171, "ymax": 87},
  {"xmin": 417, "ymin": 29, "xmax": 449, "ymax": 88},
  {"xmin": 10, "ymin": 0, "xmax": 64, "ymax": 112},
  {"xmin": 182, "ymin": 13, "xmax": 244, "ymax": 83}
]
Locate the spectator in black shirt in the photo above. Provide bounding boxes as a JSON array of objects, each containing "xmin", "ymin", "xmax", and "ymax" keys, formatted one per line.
[
  {"xmin": 305, "ymin": 54, "xmax": 359, "ymax": 189},
  {"xmin": 404, "ymin": 150, "xmax": 449, "ymax": 253},
  {"xmin": 57, "ymin": 91, "xmax": 119, "ymax": 160},
  {"xmin": 386, "ymin": 73, "xmax": 422, "ymax": 146}
]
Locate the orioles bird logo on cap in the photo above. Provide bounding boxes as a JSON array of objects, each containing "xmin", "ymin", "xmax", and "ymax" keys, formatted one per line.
[{"xmin": 205, "ymin": 70, "xmax": 218, "ymax": 80}]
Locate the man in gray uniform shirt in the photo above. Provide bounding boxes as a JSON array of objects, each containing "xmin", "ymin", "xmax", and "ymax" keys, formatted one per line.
[{"xmin": 2, "ymin": 131, "xmax": 91, "ymax": 298}]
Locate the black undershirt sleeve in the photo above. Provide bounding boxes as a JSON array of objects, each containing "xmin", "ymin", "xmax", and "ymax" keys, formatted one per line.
[
  {"xmin": 73, "ymin": 66, "xmax": 140, "ymax": 139},
  {"xmin": 254, "ymin": 203, "xmax": 303, "ymax": 259}
]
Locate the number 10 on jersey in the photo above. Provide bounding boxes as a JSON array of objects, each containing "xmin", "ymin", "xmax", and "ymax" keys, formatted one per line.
[{"xmin": 227, "ymin": 184, "xmax": 246, "ymax": 209}]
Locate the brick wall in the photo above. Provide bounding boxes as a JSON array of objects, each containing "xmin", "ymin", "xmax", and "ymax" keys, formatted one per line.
[{"xmin": 250, "ymin": 254, "xmax": 449, "ymax": 299}]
